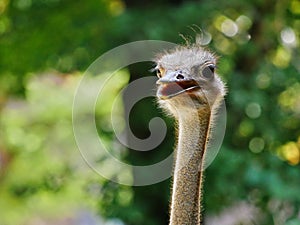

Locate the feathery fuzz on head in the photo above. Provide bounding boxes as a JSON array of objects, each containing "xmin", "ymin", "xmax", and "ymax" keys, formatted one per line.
[{"xmin": 155, "ymin": 44, "xmax": 216, "ymax": 72}]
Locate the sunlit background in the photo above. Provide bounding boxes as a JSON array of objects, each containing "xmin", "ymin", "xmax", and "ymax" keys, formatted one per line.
[{"xmin": 0, "ymin": 0, "xmax": 300, "ymax": 224}]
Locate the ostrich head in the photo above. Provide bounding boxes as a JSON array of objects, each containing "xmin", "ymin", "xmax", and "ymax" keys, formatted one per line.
[{"xmin": 155, "ymin": 44, "xmax": 226, "ymax": 116}]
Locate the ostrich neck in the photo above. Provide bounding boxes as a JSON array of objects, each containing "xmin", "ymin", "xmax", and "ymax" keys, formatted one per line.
[{"xmin": 170, "ymin": 107, "xmax": 211, "ymax": 225}]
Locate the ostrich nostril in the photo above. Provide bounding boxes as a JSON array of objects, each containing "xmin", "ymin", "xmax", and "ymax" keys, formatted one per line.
[{"xmin": 176, "ymin": 74, "xmax": 185, "ymax": 80}]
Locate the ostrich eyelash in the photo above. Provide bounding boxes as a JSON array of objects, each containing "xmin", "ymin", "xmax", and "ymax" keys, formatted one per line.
[
  {"xmin": 150, "ymin": 65, "xmax": 159, "ymax": 73},
  {"xmin": 150, "ymin": 66, "xmax": 163, "ymax": 78}
]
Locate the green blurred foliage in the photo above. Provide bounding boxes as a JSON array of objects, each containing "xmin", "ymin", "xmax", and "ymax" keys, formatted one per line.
[{"xmin": 0, "ymin": 0, "xmax": 300, "ymax": 224}]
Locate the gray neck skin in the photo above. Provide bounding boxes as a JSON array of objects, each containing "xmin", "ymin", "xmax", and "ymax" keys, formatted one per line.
[{"xmin": 169, "ymin": 107, "xmax": 211, "ymax": 225}]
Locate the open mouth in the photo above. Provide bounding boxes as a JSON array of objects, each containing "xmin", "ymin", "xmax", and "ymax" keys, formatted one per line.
[{"xmin": 157, "ymin": 80, "xmax": 200, "ymax": 99}]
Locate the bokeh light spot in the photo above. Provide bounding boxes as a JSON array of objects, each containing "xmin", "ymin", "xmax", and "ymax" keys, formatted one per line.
[
  {"xmin": 249, "ymin": 137, "xmax": 265, "ymax": 153},
  {"xmin": 236, "ymin": 15, "xmax": 252, "ymax": 31},
  {"xmin": 197, "ymin": 31, "xmax": 212, "ymax": 45},
  {"xmin": 281, "ymin": 27, "xmax": 297, "ymax": 47},
  {"xmin": 256, "ymin": 73, "xmax": 271, "ymax": 89},
  {"xmin": 214, "ymin": 37, "xmax": 236, "ymax": 54},
  {"xmin": 290, "ymin": 0, "xmax": 300, "ymax": 14},
  {"xmin": 238, "ymin": 120, "xmax": 254, "ymax": 137},
  {"xmin": 271, "ymin": 46, "xmax": 291, "ymax": 68},
  {"xmin": 214, "ymin": 15, "xmax": 228, "ymax": 31},
  {"xmin": 245, "ymin": 102, "xmax": 261, "ymax": 119},
  {"xmin": 221, "ymin": 19, "xmax": 238, "ymax": 37},
  {"xmin": 279, "ymin": 142, "xmax": 300, "ymax": 165},
  {"xmin": 108, "ymin": 0, "xmax": 125, "ymax": 16},
  {"xmin": 278, "ymin": 83, "xmax": 300, "ymax": 114}
]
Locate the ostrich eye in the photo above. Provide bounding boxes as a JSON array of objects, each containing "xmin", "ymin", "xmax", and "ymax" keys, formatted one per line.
[
  {"xmin": 202, "ymin": 64, "xmax": 215, "ymax": 79},
  {"xmin": 156, "ymin": 69, "xmax": 163, "ymax": 78}
]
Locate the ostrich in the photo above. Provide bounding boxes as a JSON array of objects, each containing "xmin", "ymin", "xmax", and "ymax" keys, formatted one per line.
[{"xmin": 155, "ymin": 41, "xmax": 226, "ymax": 224}]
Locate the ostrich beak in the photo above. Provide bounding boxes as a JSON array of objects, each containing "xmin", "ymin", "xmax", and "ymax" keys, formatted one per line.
[{"xmin": 157, "ymin": 79, "xmax": 200, "ymax": 99}]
